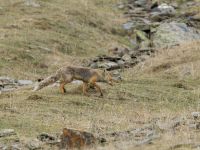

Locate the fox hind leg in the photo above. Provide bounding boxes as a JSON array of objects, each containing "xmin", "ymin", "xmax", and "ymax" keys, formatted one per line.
[{"xmin": 82, "ymin": 82, "xmax": 89, "ymax": 96}]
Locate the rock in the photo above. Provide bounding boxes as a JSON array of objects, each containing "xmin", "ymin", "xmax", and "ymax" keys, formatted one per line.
[
  {"xmin": 188, "ymin": 122, "xmax": 200, "ymax": 130},
  {"xmin": 122, "ymin": 20, "xmax": 150, "ymax": 31},
  {"xmin": 135, "ymin": 30, "xmax": 149, "ymax": 42},
  {"xmin": 157, "ymin": 3, "xmax": 176, "ymax": 14},
  {"xmin": 98, "ymin": 62, "xmax": 119, "ymax": 70},
  {"xmin": 134, "ymin": 0, "xmax": 148, "ymax": 7},
  {"xmin": 155, "ymin": 117, "xmax": 184, "ymax": 131},
  {"xmin": 151, "ymin": 3, "xmax": 176, "ymax": 21},
  {"xmin": 60, "ymin": 128, "xmax": 96, "ymax": 149},
  {"xmin": 27, "ymin": 139, "xmax": 42, "ymax": 150},
  {"xmin": 152, "ymin": 22, "xmax": 200, "ymax": 49},
  {"xmin": 191, "ymin": 14, "xmax": 200, "ymax": 21},
  {"xmin": 24, "ymin": 0, "xmax": 41, "ymax": 7},
  {"xmin": 17, "ymin": 80, "xmax": 33, "ymax": 86},
  {"xmin": 139, "ymin": 41, "xmax": 150, "ymax": 50},
  {"xmin": 0, "ymin": 129, "xmax": 16, "ymax": 137},
  {"xmin": 0, "ymin": 77, "xmax": 17, "ymax": 85},
  {"xmin": 123, "ymin": 22, "xmax": 134, "ymax": 31},
  {"xmin": 37, "ymin": 133, "xmax": 59, "ymax": 144},
  {"xmin": 191, "ymin": 112, "xmax": 200, "ymax": 120},
  {"xmin": 108, "ymin": 47, "xmax": 130, "ymax": 57},
  {"xmin": 0, "ymin": 143, "xmax": 7, "ymax": 150},
  {"xmin": 117, "ymin": 3, "xmax": 125, "ymax": 9},
  {"xmin": 89, "ymin": 62, "xmax": 98, "ymax": 69},
  {"xmin": 122, "ymin": 54, "xmax": 132, "ymax": 63},
  {"xmin": 11, "ymin": 143, "xmax": 22, "ymax": 150},
  {"xmin": 117, "ymin": 60, "xmax": 125, "ymax": 67}
]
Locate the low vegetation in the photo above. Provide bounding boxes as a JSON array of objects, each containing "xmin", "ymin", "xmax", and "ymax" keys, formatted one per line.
[{"xmin": 1, "ymin": 0, "xmax": 200, "ymax": 149}]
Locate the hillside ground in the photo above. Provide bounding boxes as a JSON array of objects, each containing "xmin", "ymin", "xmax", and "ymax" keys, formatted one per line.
[{"xmin": 1, "ymin": 0, "xmax": 200, "ymax": 149}]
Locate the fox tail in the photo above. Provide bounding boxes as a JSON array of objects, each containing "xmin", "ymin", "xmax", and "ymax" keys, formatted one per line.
[{"xmin": 33, "ymin": 73, "xmax": 60, "ymax": 91}]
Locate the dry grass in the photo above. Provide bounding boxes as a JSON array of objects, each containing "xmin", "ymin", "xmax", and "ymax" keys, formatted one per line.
[
  {"xmin": 0, "ymin": 0, "xmax": 128, "ymax": 79},
  {"xmin": 132, "ymin": 41, "xmax": 200, "ymax": 79},
  {"xmin": 1, "ymin": 0, "xmax": 200, "ymax": 149}
]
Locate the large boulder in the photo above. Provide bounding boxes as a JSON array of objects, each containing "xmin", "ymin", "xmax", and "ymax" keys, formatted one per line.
[{"xmin": 152, "ymin": 22, "xmax": 200, "ymax": 49}]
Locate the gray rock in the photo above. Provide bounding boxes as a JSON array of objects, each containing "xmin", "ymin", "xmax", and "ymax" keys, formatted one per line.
[
  {"xmin": 0, "ymin": 143, "xmax": 7, "ymax": 150},
  {"xmin": 0, "ymin": 77, "xmax": 17, "ymax": 85},
  {"xmin": 152, "ymin": 22, "xmax": 200, "ymax": 49},
  {"xmin": 134, "ymin": 0, "xmax": 148, "ymax": 7},
  {"xmin": 24, "ymin": 0, "xmax": 41, "ymax": 7},
  {"xmin": 89, "ymin": 62, "xmax": 98, "ymax": 69},
  {"xmin": 11, "ymin": 143, "xmax": 22, "ymax": 150},
  {"xmin": 27, "ymin": 139, "xmax": 42, "ymax": 150},
  {"xmin": 122, "ymin": 54, "xmax": 132, "ymax": 63},
  {"xmin": 98, "ymin": 62, "xmax": 119, "ymax": 69},
  {"xmin": 117, "ymin": 60, "xmax": 125, "ymax": 66},
  {"xmin": 123, "ymin": 22, "xmax": 134, "ymax": 30},
  {"xmin": 188, "ymin": 122, "xmax": 200, "ymax": 130},
  {"xmin": 17, "ymin": 80, "xmax": 33, "ymax": 86},
  {"xmin": 191, "ymin": 112, "xmax": 200, "ymax": 120},
  {"xmin": 157, "ymin": 3, "xmax": 176, "ymax": 14},
  {"xmin": 123, "ymin": 20, "xmax": 150, "ymax": 31},
  {"xmin": 151, "ymin": 3, "xmax": 176, "ymax": 21},
  {"xmin": 0, "ymin": 129, "xmax": 16, "ymax": 137}
]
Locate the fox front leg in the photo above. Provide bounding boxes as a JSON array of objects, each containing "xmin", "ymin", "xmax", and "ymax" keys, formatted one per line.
[{"xmin": 60, "ymin": 82, "xmax": 66, "ymax": 94}]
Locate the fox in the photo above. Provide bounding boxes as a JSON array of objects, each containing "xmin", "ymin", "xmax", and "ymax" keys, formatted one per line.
[
  {"xmin": 33, "ymin": 66, "xmax": 114, "ymax": 96},
  {"xmin": 60, "ymin": 128, "xmax": 96, "ymax": 149}
]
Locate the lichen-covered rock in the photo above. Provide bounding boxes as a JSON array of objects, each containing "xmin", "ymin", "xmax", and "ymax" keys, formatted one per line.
[{"xmin": 152, "ymin": 22, "xmax": 200, "ymax": 49}]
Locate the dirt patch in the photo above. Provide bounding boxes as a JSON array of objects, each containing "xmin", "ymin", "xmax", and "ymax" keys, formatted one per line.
[{"xmin": 26, "ymin": 94, "xmax": 46, "ymax": 101}]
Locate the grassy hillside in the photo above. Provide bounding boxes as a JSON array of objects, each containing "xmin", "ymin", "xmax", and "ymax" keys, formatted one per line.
[
  {"xmin": 0, "ymin": 0, "xmax": 127, "ymax": 79},
  {"xmin": 1, "ymin": 42, "xmax": 200, "ymax": 149},
  {"xmin": 1, "ymin": 0, "xmax": 200, "ymax": 149}
]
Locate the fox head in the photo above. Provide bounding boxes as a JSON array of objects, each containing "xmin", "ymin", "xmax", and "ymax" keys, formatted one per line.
[{"xmin": 101, "ymin": 69, "xmax": 113, "ymax": 86}]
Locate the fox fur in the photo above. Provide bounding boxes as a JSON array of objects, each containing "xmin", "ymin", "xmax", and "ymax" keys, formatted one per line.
[{"xmin": 33, "ymin": 66, "xmax": 113, "ymax": 96}]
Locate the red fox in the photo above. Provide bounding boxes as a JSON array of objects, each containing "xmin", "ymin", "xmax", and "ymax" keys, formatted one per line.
[{"xmin": 33, "ymin": 66, "xmax": 114, "ymax": 96}]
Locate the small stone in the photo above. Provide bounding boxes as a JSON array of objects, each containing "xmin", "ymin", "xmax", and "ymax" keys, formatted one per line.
[
  {"xmin": 0, "ymin": 129, "xmax": 16, "ymax": 137},
  {"xmin": 117, "ymin": 60, "xmax": 125, "ymax": 66},
  {"xmin": 24, "ymin": 0, "xmax": 41, "ymax": 7},
  {"xmin": 27, "ymin": 139, "xmax": 42, "ymax": 150},
  {"xmin": 191, "ymin": 112, "xmax": 200, "ymax": 120},
  {"xmin": 122, "ymin": 54, "xmax": 132, "ymax": 62},
  {"xmin": 11, "ymin": 143, "xmax": 22, "ymax": 150},
  {"xmin": 17, "ymin": 80, "xmax": 33, "ymax": 86}
]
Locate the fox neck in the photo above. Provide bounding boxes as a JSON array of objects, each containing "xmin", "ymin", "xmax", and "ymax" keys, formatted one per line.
[{"xmin": 97, "ymin": 74, "xmax": 107, "ymax": 83}]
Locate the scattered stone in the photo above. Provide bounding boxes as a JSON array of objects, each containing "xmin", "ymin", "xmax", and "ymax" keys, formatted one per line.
[
  {"xmin": 11, "ymin": 143, "xmax": 22, "ymax": 150},
  {"xmin": 188, "ymin": 122, "xmax": 200, "ymax": 130},
  {"xmin": 60, "ymin": 128, "xmax": 96, "ymax": 149},
  {"xmin": 24, "ymin": 0, "xmax": 41, "ymax": 8},
  {"xmin": 0, "ymin": 143, "xmax": 7, "ymax": 150},
  {"xmin": 26, "ymin": 139, "xmax": 42, "ymax": 150},
  {"xmin": 108, "ymin": 47, "xmax": 130, "ymax": 57},
  {"xmin": 157, "ymin": 3, "xmax": 176, "ymax": 14},
  {"xmin": 134, "ymin": 0, "xmax": 148, "ymax": 7},
  {"xmin": 37, "ymin": 133, "xmax": 59, "ymax": 144},
  {"xmin": 122, "ymin": 54, "xmax": 132, "ymax": 63},
  {"xmin": 155, "ymin": 117, "xmax": 184, "ymax": 131},
  {"xmin": 17, "ymin": 80, "xmax": 33, "ymax": 86},
  {"xmin": 191, "ymin": 112, "xmax": 200, "ymax": 120},
  {"xmin": 0, "ymin": 77, "xmax": 34, "ymax": 93},
  {"xmin": 0, "ymin": 129, "xmax": 16, "ymax": 137}
]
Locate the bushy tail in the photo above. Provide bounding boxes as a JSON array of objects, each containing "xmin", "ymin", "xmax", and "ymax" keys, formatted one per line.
[{"xmin": 33, "ymin": 73, "xmax": 60, "ymax": 91}]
